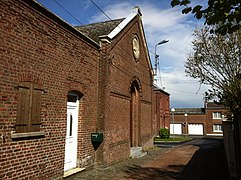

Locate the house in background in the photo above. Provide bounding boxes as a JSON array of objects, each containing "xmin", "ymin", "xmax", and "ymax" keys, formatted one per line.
[
  {"xmin": 171, "ymin": 102, "xmax": 227, "ymax": 136},
  {"xmin": 0, "ymin": 0, "xmax": 156, "ymax": 179},
  {"xmin": 205, "ymin": 102, "xmax": 227, "ymax": 135},
  {"xmin": 171, "ymin": 108, "xmax": 206, "ymax": 135},
  {"xmin": 152, "ymin": 87, "xmax": 170, "ymax": 133}
]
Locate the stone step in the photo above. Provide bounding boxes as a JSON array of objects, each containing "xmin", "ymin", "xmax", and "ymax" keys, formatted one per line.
[{"xmin": 130, "ymin": 147, "xmax": 147, "ymax": 158}]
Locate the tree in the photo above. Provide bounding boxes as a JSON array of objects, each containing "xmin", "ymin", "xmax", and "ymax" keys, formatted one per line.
[
  {"xmin": 186, "ymin": 27, "xmax": 241, "ymax": 113},
  {"xmin": 171, "ymin": 0, "xmax": 241, "ymax": 35}
]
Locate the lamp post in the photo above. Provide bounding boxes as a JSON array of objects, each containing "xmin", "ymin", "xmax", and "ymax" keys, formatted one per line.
[
  {"xmin": 154, "ymin": 40, "xmax": 169, "ymax": 84},
  {"xmin": 171, "ymin": 108, "xmax": 175, "ymax": 139},
  {"xmin": 184, "ymin": 113, "xmax": 188, "ymax": 136}
]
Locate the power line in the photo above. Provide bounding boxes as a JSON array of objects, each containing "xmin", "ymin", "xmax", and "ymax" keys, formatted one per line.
[
  {"xmin": 48, "ymin": 0, "xmax": 161, "ymax": 85},
  {"xmin": 52, "ymin": 0, "xmax": 156, "ymax": 61},
  {"xmin": 165, "ymin": 87, "xmax": 204, "ymax": 95},
  {"xmin": 90, "ymin": 0, "xmax": 112, "ymax": 21},
  {"xmin": 53, "ymin": 0, "xmax": 83, "ymax": 26},
  {"xmin": 51, "ymin": 0, "xmax": 155, "ymax": 71},
  {"xmin": 89, "ymin": 0, "xmax": 156, "ymax": 56},
  {"xmin": 38, "ymin": 0, "xmax": 203, "ymax": 97},
  {"xmin": 88, "ymin": 0, "xmax": 156, "ymax": 73},
  {"xmin": 42, "ymin": 0, "xmax": 205, "ymax": 98},
  {"xmin": 42, "ymin": 0, "xmax": 154, "ymax": 80}
]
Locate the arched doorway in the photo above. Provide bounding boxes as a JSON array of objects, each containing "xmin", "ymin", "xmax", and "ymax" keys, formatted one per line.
[{"xmin": 130, "ymin": 80, "xmax": 141, "ymax": 147}]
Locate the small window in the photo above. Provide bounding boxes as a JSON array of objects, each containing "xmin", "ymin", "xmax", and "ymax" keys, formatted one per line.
[
  {"xmin": 213, "ymin": 124, "xmax": 222, "ymax": 132},
  {"xmin": 67, "ymin": 91, "xmax": 83, "ymax": 103},
  {"xmin": 16, "ymin": 82, "xmax": 43, "ymax": 133},
  {"xmin": 212, "ymin": 112, "xmax": 222, "ymax": 119},
  {"xmin": 67, "ymin": 95, "xmax": 78, "ymax": 102}
]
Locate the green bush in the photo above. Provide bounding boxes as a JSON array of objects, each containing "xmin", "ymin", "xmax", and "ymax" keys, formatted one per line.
[{"xmin": 159, "ymin": 128, "xmax": 170, "ymax": 139}]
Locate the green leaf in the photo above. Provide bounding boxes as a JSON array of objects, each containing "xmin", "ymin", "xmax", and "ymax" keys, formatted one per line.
[
  {"xmin": 182, "ymin": 7, "xmax": 192, "ymax": 14},
  {"xmin": 180, "ymin": 0, "xmax": 191, "ymax": 6},
  {"xmin": 171, "ymin": 0, "xmax": 181, "ymax": 7},
  {"xmin": 195, "ymin": 12, "xmax": 202, "ymax": 19},
  {"xmin": 192, "ymin": 5, "xmax": 202, "ymax": 13}
]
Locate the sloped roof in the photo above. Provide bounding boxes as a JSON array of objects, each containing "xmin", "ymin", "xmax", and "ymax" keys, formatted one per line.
[
  {"xmin": 174, "ymin": 108, "xmax": 205, "ymax": 115},
  {"xmin": 153, "ymin": 86, "xmax": 170, "ymax": 96},
  {"xmin": 75, "ymin": 7, "xmax": 142, "ymax": 44},
  {"xmin": 206, "ymin": 102, "xmax": 225, "ymax": 109},
  {"xmin": 75, "ymin": 18, "xmax": 124, "ymax": 43},
  {"xmin": 75, "ymin": 6, "xmax": 153, "ymax": 81}
]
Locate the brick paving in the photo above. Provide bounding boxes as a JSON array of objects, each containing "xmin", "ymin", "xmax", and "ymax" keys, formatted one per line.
[{"xmin": 67, "ymin": 138, "xmax": 229, "ymax": 180}]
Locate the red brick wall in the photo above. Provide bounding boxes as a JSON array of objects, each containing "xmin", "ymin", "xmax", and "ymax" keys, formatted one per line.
[
  {"xmin": 174, "ymin": 114, "xmax": 206, "ymax": 135},
  {"xmin": 160, "ymin": 94, "xmax": 170, "ymax": 129},
  {"xmin": 206, "ymin": 109, "xmax": 226, "ymax": 134},
  {"xmin": 99, "ymin": 16, "xmax": 154, "ymax": 164},
  {"xmin": 0, "ymin": 0, "xmax": 99, "ymax": 179},
  {"xmin": 153, "ymin": 90, "xmax": 170, "ymax": 134}
]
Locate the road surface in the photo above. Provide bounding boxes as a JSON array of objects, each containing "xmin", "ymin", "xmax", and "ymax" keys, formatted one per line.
[{"xmin": 67, "ymin": 137, "xmax": 229, "ymax": 180}]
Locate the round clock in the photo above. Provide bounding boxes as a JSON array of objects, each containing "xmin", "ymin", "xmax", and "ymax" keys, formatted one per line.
[{"xmin": 132, "ymin": 35, "xmax": 140, "ymax": 59}]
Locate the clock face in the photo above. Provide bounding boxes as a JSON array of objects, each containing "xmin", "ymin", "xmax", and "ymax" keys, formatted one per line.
[{"xmin": 132, "ymin": 35, "xmax": 140, "ymax": 59}]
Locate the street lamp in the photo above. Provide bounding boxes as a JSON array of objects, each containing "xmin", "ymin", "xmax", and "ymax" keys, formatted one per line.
[
  {"xmin": 154, "ymin": 40, "xmax": 169, "ymax": 77},
  {"xmin": 171, "ymin": 108, "xmax": 175, "ymax": 139},
  {"xmin": 184, "ymin": 113, "xmax": 188, "ymax": 136}
]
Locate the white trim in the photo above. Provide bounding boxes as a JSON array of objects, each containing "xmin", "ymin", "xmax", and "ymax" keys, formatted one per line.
[
  {"xmin": 107, "ymin": 7, "xmax": 140, "ymax": 39},
  {"xmin": 206, "ymin": 134, "xmax": 223, "ymax": 136},
  {"xmin": 212, "ymin": 112, "xmax": 222, "ymax": 119},
  {"xmin": 213, "ymin": 124, "xmax": 222, "ymax": 132}
]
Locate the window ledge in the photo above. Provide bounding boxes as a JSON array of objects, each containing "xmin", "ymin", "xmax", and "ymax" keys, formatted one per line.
[
  {"xmin": 213, "ymin": 130, "xmax": 223, "ymax": 133},
  {"xmin": 11, "ymin": 131, "xmax": 45, "ymax": 139}
]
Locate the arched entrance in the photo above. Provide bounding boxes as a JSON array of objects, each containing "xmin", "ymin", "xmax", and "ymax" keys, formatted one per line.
[{"xmin": 130, "ymin": 80, "xmax": 141, "ymax": 147}]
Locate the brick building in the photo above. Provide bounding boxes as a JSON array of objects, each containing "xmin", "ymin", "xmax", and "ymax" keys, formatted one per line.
[
  {"xmin": 0, "ymin": 0, "xmax": 156, "ymax": 179},
  {"xmin": 152, "ymin": 87, "xmax": 170, "ymax": 132},
  {"xmin": 171, "ymin": 102, "xmax": 227, "ymax": 136},
  {"xmin": 76, "ymin": 6, "xmax": 154, "ymax": 165},
  {"xmin": 205, "ymin": 102, "xmax": 227, "ymax": 135}
]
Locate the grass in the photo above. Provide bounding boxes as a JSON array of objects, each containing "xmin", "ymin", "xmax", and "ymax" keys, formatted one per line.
[{"xmin": 154, "ymin": 136, "xmax": 192, "ymax": 142}]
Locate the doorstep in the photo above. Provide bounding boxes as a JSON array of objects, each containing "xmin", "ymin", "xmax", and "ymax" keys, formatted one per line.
[{"xmin": 63, "ymin": 167, "xmax": 85, "ymax": 178}]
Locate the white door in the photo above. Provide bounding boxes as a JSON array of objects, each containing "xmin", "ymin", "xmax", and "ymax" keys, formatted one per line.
[
  {"xmin": 170, "ymin": 124, "xmax": 182, "ymax": 135},
  {"xmin": 188, "ymin": 124, "xmax": 204, "ymax": 135},
  {"xmin": 64, "ymin": 101, "xmax": 79, "ymax": 171}
]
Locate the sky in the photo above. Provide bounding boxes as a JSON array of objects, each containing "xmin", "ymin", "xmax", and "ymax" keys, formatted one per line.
[{"xmin": 36, "ymin": 0, "xmax": 209, "ymax": 108}]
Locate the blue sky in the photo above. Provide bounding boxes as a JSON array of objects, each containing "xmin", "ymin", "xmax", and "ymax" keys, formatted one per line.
[{"xmin": 36, "ymin": 0, "xmax": 209, "ymax": 108}]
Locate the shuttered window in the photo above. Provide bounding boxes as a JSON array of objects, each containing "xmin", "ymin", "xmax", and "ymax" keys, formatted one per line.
[{"xmin": 16, "ymin": 82, "xmax": 42, "ymax": 133}]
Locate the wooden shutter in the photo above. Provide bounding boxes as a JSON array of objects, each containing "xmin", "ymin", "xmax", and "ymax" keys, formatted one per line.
[
  {"xmin": 16, "ymin": 82, "xmax": 43, "ymax": 133},
  {"xmin": 30, "ymin": 86, "xmax": 42, "ymax": 132},
  {"xmin": 16, "ymin": 85, "xmax": 30, "ymax": 133}
]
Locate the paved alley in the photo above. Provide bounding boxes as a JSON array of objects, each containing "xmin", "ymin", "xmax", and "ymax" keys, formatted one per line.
[{"xmin": 67, "ymin": 137, "xmax": 229, "ymax": 180}]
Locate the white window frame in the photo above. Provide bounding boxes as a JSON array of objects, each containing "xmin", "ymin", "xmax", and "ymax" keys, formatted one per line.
[
  {"xmin": 212, "ymin": 112, "xmax": 222, "ymax": 119},
  {"xmin": 213, "ymin": 124, "xmax": 222, "ymax": 132}
]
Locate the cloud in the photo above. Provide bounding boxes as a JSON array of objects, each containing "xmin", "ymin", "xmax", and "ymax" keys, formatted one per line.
[
  {"xmin": 89, "ymin": 2, "xmax": 132, "ymax": 23},
  {"xmin": 90, "ymin": 1, "xmax": 207, "ymax": 108}
]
